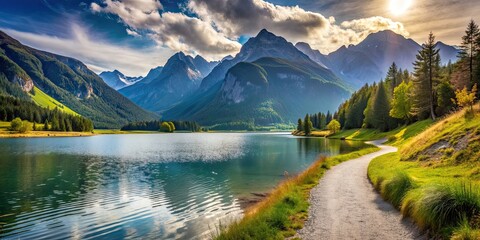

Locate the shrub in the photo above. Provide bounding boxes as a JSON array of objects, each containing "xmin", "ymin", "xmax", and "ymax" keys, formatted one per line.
[
  {"xmin": 9, "ymin": 117, "xmax": 32, "ymax": 133},
  {"xmin": 451, "ymin": 221, "xmax": 480, "ymax": 240},
  {"xmin": 381, "ymin": 172, "xmax": 415, "ymax": 208},
  {"xmin": 403, "ymin": 183, "xmax": 480, "ymax": 234},
  {"xmin": 9, "ymin": 117, "xmax": 22, "ymax": 131}
]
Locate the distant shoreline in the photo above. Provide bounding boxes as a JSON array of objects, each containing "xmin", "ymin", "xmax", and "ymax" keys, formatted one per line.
[{"xmin": 0, "ymin": 130, "xmax": 295, "ymax": 138}]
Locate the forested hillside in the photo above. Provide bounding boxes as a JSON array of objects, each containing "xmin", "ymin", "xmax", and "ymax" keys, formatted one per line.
[
  {"xmin": 0, "ymin": 31, "xmax": 156, "ymax": 128},
  {"xmin": 298, "ymin": 20, "xmax": 480, "ymax": 135}
]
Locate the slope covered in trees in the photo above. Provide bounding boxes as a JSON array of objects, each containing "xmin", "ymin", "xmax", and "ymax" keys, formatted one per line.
[
  {"xmin": 0, "ymin": 31, "xmax": 156, "ymax": 128},
  {"xmin": 297, "ymin": 21, "xmax": 480, "ymax": 137},
  {"xmin": 0, "ymin": 95, "xmax": 93, "ymax": 132}
]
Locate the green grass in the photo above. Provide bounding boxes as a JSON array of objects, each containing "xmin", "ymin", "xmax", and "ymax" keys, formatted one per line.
[
  {"xmin": 0, "ymin": 121, "xmax": 10, "ymax": 131},
  {"xmin": 329, "ymin": 119, "xmax": 433, "ymax": 146},
  {"xmin": 215, "ymin": 146, "xmax": 379, "ymax": 239},
  {"xmin": 0, "ymin": 120, "xmax": 45, "ymax": 131},
  {"xmin": 29, "ymin": 86, "xmax": 78, "ymax": 116},
  {"xmin": 368, "ymin": 105, "xmax": 480, "ymax": 238}
]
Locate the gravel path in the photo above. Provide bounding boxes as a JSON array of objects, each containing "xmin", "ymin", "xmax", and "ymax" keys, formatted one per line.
[{"xmin": 297, "ymin": 140, "xmax": 423, "ymax": 240}]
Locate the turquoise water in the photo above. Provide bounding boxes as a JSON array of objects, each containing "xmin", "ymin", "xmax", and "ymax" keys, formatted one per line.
[{"xmin": 0, "ymin": 133, "xmax": 368, "ymax": 239}]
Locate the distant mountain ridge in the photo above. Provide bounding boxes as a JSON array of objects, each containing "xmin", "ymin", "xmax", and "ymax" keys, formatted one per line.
[
  {"xmin": 296, "ymin": 30, "xmax": 460, "ymax": 87},
  {"xmin": 199, "ymin": 29, "xmax": 319, "ymax": 91},
  {"xmin": 164, "ymin": 57, "xmax": 350, "ymax": 125},
  {"xmin": 164, "ymin": 30, "xmax": 351, "ymax": 125},
  {"xmin": 0, "ymin": 31, "xmax": 156, "ymax": 128},
  {"xmin": 119, "ymin": 52, "xmax": 218, "ymax": 112},
  {"xmin": 99, "ymin": 70, "xmax": 143, "ymax": 90}
]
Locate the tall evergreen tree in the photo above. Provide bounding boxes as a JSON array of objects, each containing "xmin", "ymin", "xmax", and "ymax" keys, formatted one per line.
[
  {"xmin": 386, "ymin": 62, "xmax": 399, "ymax": 93},
  {"xmin": 411, "ymin": 32, "xmax": 441, "ymax": 120},
  {"xmin": 304, "ymin": 114, "xmax": 312, "ymax": 135},
  {"xmin": 370, "ymin": 82, "xmax": 393, "ymax": 131},
  {"xmin": 459, "ymin": 20, "xmax": 480, "ymax": 91},
  {"xmin": 326, "ymin": 111, "xmax": 332, "ymax": 125},
  {"xmin": 297, "ymin": 118, "xmax": 304, "ymax": 131}
]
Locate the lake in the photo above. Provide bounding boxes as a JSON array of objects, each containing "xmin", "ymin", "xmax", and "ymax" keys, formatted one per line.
[{"xmin": 0, "ymin": 133, "xmax": 368, "ymax": 239}]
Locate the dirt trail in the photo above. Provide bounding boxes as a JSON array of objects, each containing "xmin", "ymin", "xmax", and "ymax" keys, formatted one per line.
[{"xmin": 297, "ymin": 140, "xmax": 423, "ymax": 240}]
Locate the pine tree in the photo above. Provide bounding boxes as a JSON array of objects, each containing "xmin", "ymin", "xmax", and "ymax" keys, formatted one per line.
[
  {"xmin": 411, "ymin": 32, "xmax": 441, "ymax": 120},
  {"xmin": 326, "ymin": 111, "xmax": 332, "ymax": 125},
  {"xmin": 370, "ymin": 82, "xmax": 392, "ymax": 131},
  {"xmin": 386, "ymin": 62, "xmax": 399, "ymax": 93},
  {"xmin": 459, "ymin": 20, "xmax": 480, "ymax": 91},
  {"xmin": 297, "ymin": 118, "xmax": 304, "ymax": 131},
  {"xmin": 43, "ymin": 120, "xmax": 50, "ymax": 131},
  {"xmin": 33, "ymin": 122, "xmax": 37, "ymax": 131},
  {"xmin": 304, "ymin": 114, "xmax": 312, "ymax": 135}
]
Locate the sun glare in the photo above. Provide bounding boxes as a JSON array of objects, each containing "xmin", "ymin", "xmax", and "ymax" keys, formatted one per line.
[{"xmin": 389, "ymin": 0, "xmax": 413, "ymax": 16}]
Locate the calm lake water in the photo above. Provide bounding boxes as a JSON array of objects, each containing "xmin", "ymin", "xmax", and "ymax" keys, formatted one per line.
[{"xmin": 0, "ymin": 133, "xmax": 368, "ymax": 239}]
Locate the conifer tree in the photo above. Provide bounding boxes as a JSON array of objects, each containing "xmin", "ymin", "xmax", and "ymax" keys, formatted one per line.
[
  {"xmin": 386, "ymin": 62, "xmax": 399, "ymax": 92},
  {"xmin": 459, "ymin": 20, "xmax": 480, "ymax": 90},
  {"xmin": 43, "ymin": 120, "xmax": 50, "ymax": 131},
  {"xmin": 304, "ymin": 114, "xmax": 312, "ymax": 135},
  {"xmin": 370, "ymin": 82, "xmax": 393, "ymax": 131},
  {"xmin": 297, "ymin": 118, "xmax": 304, "ymax": 131},
  {"xmin": 411, "ymin": 32, "xmax": 441, "ymax": 120}
]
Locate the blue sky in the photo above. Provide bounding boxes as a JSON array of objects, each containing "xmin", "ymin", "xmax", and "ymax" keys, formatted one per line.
[{"xmin": 1, "ymin": 0, "xmax": 478, "ymax": 76}]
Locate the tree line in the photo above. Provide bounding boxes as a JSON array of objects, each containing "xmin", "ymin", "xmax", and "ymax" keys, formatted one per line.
[
  {"xmin": 0, "ymin": 95, "xmax": 94, "ymax": 132},
  {"xmin": 298, "ymin": 20, "xmax": 480, "ymax": 134},
  {"xmin": 120, "ymin": 120, "xmax": 201, "ymax": 132}
]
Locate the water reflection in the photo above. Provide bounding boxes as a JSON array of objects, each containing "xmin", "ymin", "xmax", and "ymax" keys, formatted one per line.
[{"xmin": 0, "ymin": 133, "xmax": 368, "ymax": 239}]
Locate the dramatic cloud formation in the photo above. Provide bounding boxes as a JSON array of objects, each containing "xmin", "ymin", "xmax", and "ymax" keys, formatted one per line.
[
  {"xmin": 1, "ymin": 25, "xmax": 173, "ymax": 76},
  {"xmin": 91, "ymin": 0, "xmax": 409, "ymax": 56},
  {"xmin": 91, "ymin": 0, "xmax": 242, "ymax": 59},
  {"xmin": 187, "ymin": 0, "xmax": 409, "ymax": 53},
  {"xmin": 268, "ymin": 0, "xmax": 479, "ymax": 46}
]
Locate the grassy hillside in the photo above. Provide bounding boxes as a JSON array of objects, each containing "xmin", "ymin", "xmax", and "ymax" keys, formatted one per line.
[
  {"xmin": 0, "ymin": 31, "xmax": 156, "ymax": 128},
  {"xmin": 329, "ymin": 119, "xmax": 433, "ymax": 145},
  {"xmin": 30, "ymin": 87, "xmax": 78, "ymax": 116},
  {"xmin": 368, "ymin": 105, "xmax": 480, "ymax": 239}
]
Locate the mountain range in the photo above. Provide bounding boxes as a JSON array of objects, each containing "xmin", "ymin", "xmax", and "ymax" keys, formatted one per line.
[
  {"xmin": 0, "ymin": 29, "xmax": 460, "ymax": 129},
  {"xmin": 99, "ymin": 70, "xmax": 143, "ymax": 90},
  {"xmin": 119, "ymin": 52, "xmax": 218, "ymax": 112},
  {"xmin": 296, "ymin": 30, "xmax": 459, "ymax": 87},
  {"xmin": 163, "ymin": 30, "xmax": 351, "ymax": 126},
  {"xmin": 0, "ymin": 31, "xmax": 156, "ymax": 128}
]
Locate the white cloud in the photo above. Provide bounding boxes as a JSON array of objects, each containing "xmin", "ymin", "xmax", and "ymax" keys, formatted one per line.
[
  {"xmin": 187, "ymin": 0, "xmax": 410, "ymax": 53},
  {"xmin": 1, "ymin": 25, "xmax": 174, "ymax": 76},
  {"xmin": 126, "ymin": 28, "xmax": 140, "ymax": 37},
  {"xmin": 91, "ymin": 0, "xmax": 241, "ymax": 59},
  {"xmin": 91, "ymin": 0, "xmax": 409, "ymax": 57}
]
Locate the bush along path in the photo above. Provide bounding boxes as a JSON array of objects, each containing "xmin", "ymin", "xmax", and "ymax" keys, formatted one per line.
[{"xmin": 297, "ymin": 139, "xmax": 423, "ymax": 240}]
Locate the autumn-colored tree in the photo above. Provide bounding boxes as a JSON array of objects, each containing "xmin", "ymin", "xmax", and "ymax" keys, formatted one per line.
[
  {"xmin": 454, "ymin": 84, "xmax": 478, "ymax": 114},
  {"xmin": 327, "ymin": 119, "xmax": 341, "ymax": 133}
]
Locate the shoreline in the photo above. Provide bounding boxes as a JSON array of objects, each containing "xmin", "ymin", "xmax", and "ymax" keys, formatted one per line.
[
  {"xmin": 216, "ymin": 145, "xmax": 380, "ymax": 239},
  {"xmin": 0, "ymin": 130, "xmax": 296, "ymax": 139}
]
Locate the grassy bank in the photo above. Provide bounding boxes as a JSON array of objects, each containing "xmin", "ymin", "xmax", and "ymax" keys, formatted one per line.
[
  {"xmin": 291, "ymin": 130, "xmax": 332, "ymax": 137},
  {"xmin": 368, "ymin": 105, "xmax": 480, "ymax": 239},
  {"xmin": 329, "ymin": 119, "xmax": 433, "ymax": 145},
  {"xmin": 215, "ymin": 145, "xmax": 379, "ymax": 239}
]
